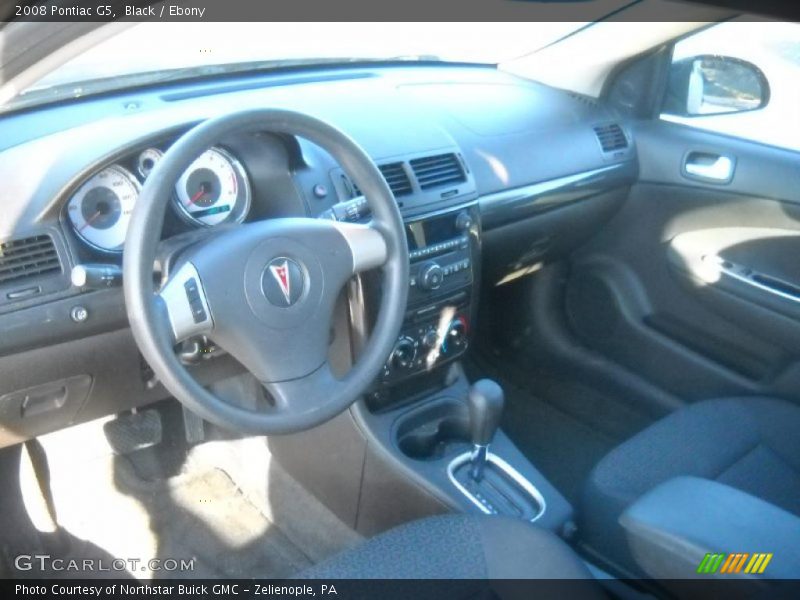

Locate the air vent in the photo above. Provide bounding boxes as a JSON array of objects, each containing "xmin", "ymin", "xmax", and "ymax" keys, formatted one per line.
[
  {"xmin": 410, "ymin": 153, "xmax": 467, "ymax": 191},
  {"xmin": 342, "ymin": 162, "xmax": 413, "ymax": 198},
  {"xmin": 378, "ymin": 162, "xmax": 413, "ymax": 197},
  {"xmin": 0, "ymin": 234, "xmax": 61, "ymax": 286},
  {"xmin": 594, "ymin": 124, "xmax": 629, "ymax": 153}
]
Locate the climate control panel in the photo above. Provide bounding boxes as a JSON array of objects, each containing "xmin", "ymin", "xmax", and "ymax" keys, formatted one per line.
[{"xmin": 380, "ymin": 310, "xmax": 470, "ymax": 385}]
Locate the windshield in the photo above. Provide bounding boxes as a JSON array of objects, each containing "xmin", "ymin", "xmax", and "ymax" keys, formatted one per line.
[{"xmin": 7, "ymin": 22, "xmax": 585, "ymax": 112}]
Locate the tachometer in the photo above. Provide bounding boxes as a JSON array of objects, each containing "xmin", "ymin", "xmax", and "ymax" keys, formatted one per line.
[
  {"xmin": 67, "ymin": 165, "xmax": 140, "ymax": 253},
  {"xmin": 173, "ymin": 147, "xmax": 250, "ymax": 227}
]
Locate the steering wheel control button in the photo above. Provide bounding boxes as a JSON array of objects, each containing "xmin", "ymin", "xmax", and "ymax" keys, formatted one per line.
[
  {"xmin": 184, "ymin": 278, "xmax": 207, "ymax": 324},
  {"xmin": 159, "ymin": 262, "xmax": 212, "ymax": 342},
  {"xmin": 262, "ymin": 258, "xmax": 304, "ymax": 307}
]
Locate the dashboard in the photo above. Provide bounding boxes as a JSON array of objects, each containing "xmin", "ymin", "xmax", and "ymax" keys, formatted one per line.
[{"xmin": 0, "ymin": 63, "xmax": 637, "ymax": 446}]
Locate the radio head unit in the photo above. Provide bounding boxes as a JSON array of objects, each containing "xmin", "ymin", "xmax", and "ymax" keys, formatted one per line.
[
  {"xmin": 334, "ymin": 202, "xmax": 480, "ymax": 394},
  {"xmin": 405, "ymin": 209, "xmax": 474, "ymax": 302},
  {"xmin": 405, "ymin": 211, "xmax": 469, "ymax": 253}
]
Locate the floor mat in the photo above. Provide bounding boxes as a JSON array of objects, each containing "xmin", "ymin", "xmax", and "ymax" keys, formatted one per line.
[
  {"xmin": 46, "ymin": 456, "xmax": 310, "ymax": 579},
  {"xmin": 465, "ymin": 349, "xmax": 620, "ymax": 506},
  {"xmin": 17, "ymin": 408, "xmax": 324, "ymax": 580}
]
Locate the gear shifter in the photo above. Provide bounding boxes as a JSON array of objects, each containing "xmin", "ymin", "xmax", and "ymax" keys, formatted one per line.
[
  {"xmin": 467, "ymin": 379, "xmax": 505, "ymax": 481},
  {"xmin": 450, "ymin": 379, "xmax": 543, "ymax": 520}
]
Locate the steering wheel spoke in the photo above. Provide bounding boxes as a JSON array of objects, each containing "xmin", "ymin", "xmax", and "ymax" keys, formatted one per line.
[
  {"xmin": 263, "ymin": 361, "xmax": 340, "ymax": 414},
  {"xmin": 332, "ymin": 221, "xmax": 389, "ymax": 274},
  {"xmin": 158, "ymin": 261, "xmax": 214, "ymax": 343}
]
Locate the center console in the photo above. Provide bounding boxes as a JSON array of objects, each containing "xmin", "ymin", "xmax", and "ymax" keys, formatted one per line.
[
  {"xmin": 343, "ymin": 199, "xmax": 574, "ymax": 534},
  {"xmin": 378, "ymin": 206, "xmax": 478, "ymax": 387},
  {"xmin": 354, "ymin": 372, "xmax": 575, "ymax": 536},
  {"xmin": 330, "ymin": 198, "xmax": 482, "ymax": 411},
  {"xmin": 270, "ymin": 149, "xmax": 573, "ymax": 541}
]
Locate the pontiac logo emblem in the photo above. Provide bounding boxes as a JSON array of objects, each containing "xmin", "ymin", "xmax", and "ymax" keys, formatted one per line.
[
  {"xmin": 263, "ymin": 258, "xmax": 304, "ymax": 307},
  {"xmin": 269, "ymin": 260, "xmax": 292, "ymax": 304}
]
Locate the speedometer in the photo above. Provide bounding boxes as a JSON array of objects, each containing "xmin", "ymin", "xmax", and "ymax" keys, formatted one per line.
[
  {"xmin": 173, "ymin": 147, "xmax": 250, "ymax": 227},
  {"xmin": 67, "ymin": 165, "xmax": 140, "ymax": 253}
]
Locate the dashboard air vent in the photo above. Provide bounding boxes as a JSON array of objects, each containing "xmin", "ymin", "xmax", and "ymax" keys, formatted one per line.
[
  {"xmin": 0, "ymin": 234, "xmax": 61, "ymax": 286},
  {"xmin": 342, "ymin": 162, "xmax": 413, "ymax": 198},
  {"xmin": 410, "ymin": 153, "xmax": 466, "ymax": 190},
  {"xmin": 378, "ymin": 162, "xmax": 413, "ymax": 197},
  {"xmin": 593, "ymin": 124, "xmax": 628, "ymax": 153}
]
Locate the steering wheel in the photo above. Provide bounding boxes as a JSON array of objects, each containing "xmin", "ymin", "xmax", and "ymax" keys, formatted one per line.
[{"xmin": 123, "ymin": 109, "xmax": 409, "ymax": 434}]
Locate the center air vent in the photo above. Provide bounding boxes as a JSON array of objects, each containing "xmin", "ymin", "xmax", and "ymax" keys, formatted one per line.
[
  {"xmin": 410, "ymin": 153, "xmax": 466, "ymax": 190},
  {"xmin": 342, "ymin": 162, "xmax": 413, "ymax": 198},
  {"xmin": 593, "ymin": 124, "xmax": 629, "ymax": 153},
  {"xmin": 378, "ymin": 162, "xmax": 413, "ymax": 197},
  {"xmin": 0, "ymin": 234, "xmax": 62, "ymax": 286}
]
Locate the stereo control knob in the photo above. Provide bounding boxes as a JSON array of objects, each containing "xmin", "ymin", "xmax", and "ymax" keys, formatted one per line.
[
  {"xmin": 419, "ymin": 262, "xmax": 444, "ymax": 291},
  {"xmin": 390, "ymin": 337, "xmax": 416, "ymax": 369},
  {"xmin": 455, "ymin": 211, "xmax": 473, "ymax": 232}
]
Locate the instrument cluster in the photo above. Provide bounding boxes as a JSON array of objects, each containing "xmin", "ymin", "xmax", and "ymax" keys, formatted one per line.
[{"xmin": 66, "ymin": 144, "xmax": 251, "ymax": 253}]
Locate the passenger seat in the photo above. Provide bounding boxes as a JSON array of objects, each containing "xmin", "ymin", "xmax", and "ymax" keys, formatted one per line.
[{"xmin": 581, "ymin": 397, "xmax": 800, "ymax": 574}]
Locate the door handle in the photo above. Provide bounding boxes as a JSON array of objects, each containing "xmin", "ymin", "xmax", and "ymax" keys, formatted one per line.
[{"xmin": 683, "ymin": 152, "xmax": 735, "ymax": 183}]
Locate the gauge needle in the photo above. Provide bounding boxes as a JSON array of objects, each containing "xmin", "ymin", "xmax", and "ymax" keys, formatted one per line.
[
  {"xmin": 79, "ymin": 211, "xmax": 102, "ymax": 232},
  {"xmin": 186, "ymin": 187, "xmax": 207, "ymax": 207}
]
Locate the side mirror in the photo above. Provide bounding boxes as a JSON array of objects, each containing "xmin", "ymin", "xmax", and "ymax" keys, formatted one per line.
[{"xmin": 662, "ymin": 55, "xmax": 770, "ymax": 117}]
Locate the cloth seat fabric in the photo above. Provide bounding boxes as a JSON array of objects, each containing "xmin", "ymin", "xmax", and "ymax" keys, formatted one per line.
[
  {"xmin": 581, "ymin": 397, "xmax": 800, "ymax": 574},
  {"xmin": 300, "ymin": 513, "xmax": 602, "ymax": 598}
]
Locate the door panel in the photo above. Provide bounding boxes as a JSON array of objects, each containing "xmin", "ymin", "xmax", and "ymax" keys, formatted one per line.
[
  {"xmin": 668, "ymin": 226, "xmax": 800, "ymax": 325},
  {"xmin": 564, "ymin": 120, "xmax": 800, "ymax": 404},
  {"xmin": 637, "ymin": 121, "xmax": 800, "ymax": 199}
]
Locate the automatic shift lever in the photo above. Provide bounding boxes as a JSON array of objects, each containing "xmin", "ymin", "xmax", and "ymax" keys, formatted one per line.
[{"xmin": 467, "ymin": 379, "xmax": 505, "ymax": 481}]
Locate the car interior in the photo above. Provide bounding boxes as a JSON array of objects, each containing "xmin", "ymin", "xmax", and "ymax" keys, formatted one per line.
[{"xmin": 1, "ymin": 4, "xmax": 799, "ymax": 597}]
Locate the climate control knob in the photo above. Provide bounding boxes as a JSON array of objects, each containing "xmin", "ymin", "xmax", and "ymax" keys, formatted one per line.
[
  {"xmin": 418, "ymin": 262, "xmax": 444, "ymax": 291},
  {"xmin": 421, "ymin": 329, "xmax": 439, "ymax": 350},
  {"xmin": 443, "ymin": 317, "xmax": 468, "ymax": 353},
  {"xmin": 390, "ymin": 337, "xmax": 417, "ymax": 369}
]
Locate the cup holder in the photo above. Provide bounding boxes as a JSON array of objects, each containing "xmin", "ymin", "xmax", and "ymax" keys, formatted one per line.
[{"xmin": 395, "ymin": 398, "xmax": 470, "ymax": 461}]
